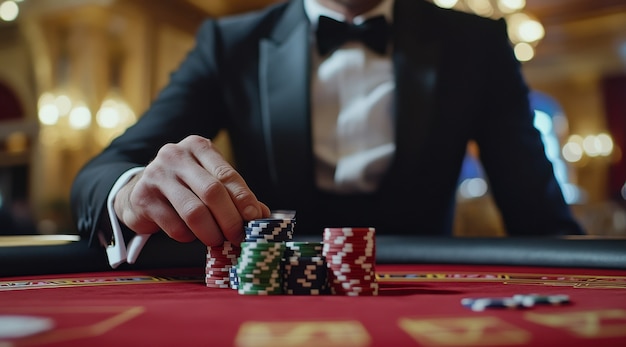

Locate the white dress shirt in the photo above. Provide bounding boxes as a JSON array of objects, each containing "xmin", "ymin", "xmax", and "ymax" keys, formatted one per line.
[
  {"xmin": 305, "ymin": 0, "xmax": 396, "ymax": 193},
  {"xmin": 105, "ymin": 0, "xmax": 396, "ymax": 267}
]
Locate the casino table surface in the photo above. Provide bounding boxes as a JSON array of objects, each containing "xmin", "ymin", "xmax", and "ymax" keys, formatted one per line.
[{"xmin": 1, "ymin": 234, "xmax": 625, "ymax": 347}]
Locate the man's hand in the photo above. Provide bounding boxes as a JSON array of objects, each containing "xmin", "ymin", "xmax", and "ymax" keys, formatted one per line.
[{"xmin": 113, "ymin": 135, "xmax": 270, "ymax": 246}]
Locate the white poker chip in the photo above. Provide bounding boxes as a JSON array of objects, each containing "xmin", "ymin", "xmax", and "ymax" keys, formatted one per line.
[{"xmin": 0, "ymin": 315, "xmax": 54, "ymax": 339}]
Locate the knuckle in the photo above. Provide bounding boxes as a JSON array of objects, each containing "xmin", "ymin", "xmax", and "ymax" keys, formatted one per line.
[
  {"xmin": 182, "ymin": 135, "xmax": 215, "ymax": 151},
  {"xmin": 199, "ymin": 180, "xmax": 225, "ymax": 201},
  {"xmin": 141, "ymin": 164, "xmax": 166, "ymax": 182},
  {"xmin": 231, "ymin": 189, "xmax": 255, "ymax": 205},
  {"xmin": 181, "ymin": 201, "xmax": 207, "ymax": 227},
  {"xmin": 182, "ymin": 134, "xmax": 207, "ymax": 144},
  {"xmin": 213, "ymin": 164, "xmax": 238, "ymax": 183},
  {"xmin": 156, "ymin": 143, "xmax": 184, "ymax": 161},
  {"xmin": 128, "ymin": 185, "xmax": 153, "ymax": 211},
  {"xmin": 167, "ymin": 225, "xmax": 195, "ymax": 243}
]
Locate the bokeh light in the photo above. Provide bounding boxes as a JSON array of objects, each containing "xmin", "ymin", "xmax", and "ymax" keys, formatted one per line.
[
  {"xmin": 498, "ymin": 0, "xmax": 525, "ymax": 13},
  {"xmin": 433, "ymin": 0, "xmax": 458, "ymax": 9},
  {"xmin": 38, "ymin": 104, "xmax": 59, "ymax": 125},
  {"xmin": 0, "ymin": 1, "xmax": 19, "ymax": 22},
  {"xmin": 54, "ymin": 94, "xmax": 72, "ymax": 116},
  {"xmin": 68, "ymin": 105, "xmax": 92, "ymax": 129},
  {"xmin": 458, "ymin": 177, "xmax": 488, "ymax": 199},
  {"xmin": 467, "ymin": 0, "xmax": 494, "ymax": 17}
]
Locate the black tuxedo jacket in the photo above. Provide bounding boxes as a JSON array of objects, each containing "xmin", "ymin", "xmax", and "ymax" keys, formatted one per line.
[{"xmin": 71, "ymin": 0, "xmax": 583, "ymax": 246}]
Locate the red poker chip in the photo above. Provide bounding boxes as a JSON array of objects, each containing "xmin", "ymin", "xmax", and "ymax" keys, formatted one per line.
[
  {"xmin": 324, "ymin": 240, "xmax": 374, "ymax": 246},
  {"xmin": 335, "ymin": 283, "xmax": 379, "ymax": 290},
  {"xmin": 328, "ymin": 276, "xmax": 375, "ymax": 283},
  {"xmin": 206, "ymin": 262, "xmax": 237, "ymax": 268},
  {"xmin": 326, "ymin": 258, "xmax": 374, "ymax": 265},
  {"xmin": 206, "ymin": 265, "xmax": 236, "ymax": 271},
  {"xmin": 324, "ymin": 245, "xmax": 372, "ymax": 251},
  {"xmin": 210, "ymin": 250, "xmax": 240, "ymax": 256},
  {"xmin": 327, "ymin": 258, "xmax": 375, "ymax": 265},
  {"xmin": 325, "ymin": 253, "xmax": 375, "ymax": 259},
  {"xmin": 324, "ymin": 247, "xmax": 375, "ymax": 252},
  {"xmin": 329, "ymin": 277, "xmax": 367, "ymax": 283},
  {"xmin": 205, "ymin": 275, "xmax": 229, "ymax": 280},
  {"xmin": 329, "ymin": 266, "xmax": 375, "ymax": 273},
  {"xmin": 328, "ymin": 274, "xmax": 374, "ymax": 282},
  {"xmin": 208, "ymin": 254, "xmax": 240, "ymax": 260},
  {"xmin": 324, "ymin": 253, "xmax": 375, "ymax": 259},
  {"xmin": 328, "ymin": 275, "xmax": 373, "ymax": 282},
  {"xmin": 324, "ymin": 239, "xmax": 374, "ymax": 245},
  {"xmin": 333, "ymin": 274, "xmax": 374, "ymax": 281},
  {"xmin": 323, "ymin": 233, "xmax": 371, "ymax": 238},
  {"xmin": 206, "ymin": 260, "xmax": 238, "ymax": 266},
  {"xmin": 206, "ymin": 267, "xmax": 232, "ymax": 272},
  {"xmin": 337, "ymin": 270, "xmax": 376, "ymax": 276},
  {"xmin": 324, "ymin": 233, "xmax": 373, "ymax": 238},
  {"xmin": 205, "ymin": 284, "xmax": 230, "ymax": 289},
  {"xmin": 205, "ymin": 278, "xmax": 230, "ymax": 284},
  {"xmin": 323, "ymin": 227, "xmax": 375, "ymax": 235},
  {"xmin": 206, "ymin": 254, "xmax": 235, "ymax": 259},
  {"xmin": 324, "ymin": 250, "xmax": 375, "ymax": 256},
  {"xmin": 328, "ymin": 265, "xmax": 374, "ymax": 272},
  {"xmin": 323, "ymin": 244, "xmax": 375, "ymax": 250}
]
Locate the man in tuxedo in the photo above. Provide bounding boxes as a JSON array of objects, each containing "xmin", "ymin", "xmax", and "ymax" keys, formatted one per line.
[{"xmin": 71, "ymin": 0, "xmax": 584, "ymax": 267}]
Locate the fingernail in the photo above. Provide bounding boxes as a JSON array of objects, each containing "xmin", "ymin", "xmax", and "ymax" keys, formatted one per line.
[{"xmin": 243, "ymin": 205, "xmax": 258, "ymax": 220}]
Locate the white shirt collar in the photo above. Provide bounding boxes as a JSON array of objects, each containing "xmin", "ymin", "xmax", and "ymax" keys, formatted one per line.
[{"xmin": 304, "ymin": 0, "xmax": 393, "ymax": 28}]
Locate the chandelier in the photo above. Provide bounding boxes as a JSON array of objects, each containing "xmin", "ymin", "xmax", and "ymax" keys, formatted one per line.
[{"xmin": 432, "ymin": 0, "xmax": 544, "ymax": 61}]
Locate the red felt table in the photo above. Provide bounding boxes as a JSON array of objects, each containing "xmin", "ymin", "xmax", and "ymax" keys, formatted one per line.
[{"xmin": 1, "ymin": 263, "xmax": 625, "ymax": 347}]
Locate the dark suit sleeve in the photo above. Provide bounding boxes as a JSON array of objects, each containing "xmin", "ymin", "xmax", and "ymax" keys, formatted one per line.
[
  {"xmin": 70, "ymin": 20, "xmax": 229, "ymax": 247},
  {"xmin": 473, "ymin": 18, "xmax": 584, "ymax": 236}
]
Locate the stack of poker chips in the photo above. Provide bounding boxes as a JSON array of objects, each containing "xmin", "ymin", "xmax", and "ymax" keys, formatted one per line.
[
  {"xmin": 282, "ymin": 241, "xmax": 330, "ymax": 295},
  {"xmin": 243, "ymin": 218, "xmax": 294, "ymax": 243},
  {"xmin": 207, "ymin": 211, "xmax": 381, "ymax": 297},
  {"xmin": 205, "ymin": 241, "xmax": 241, "ymax": 288},
  {"xmin": 233, "ymin": 217, "xmax": 296, "ymax": 295},
  {"xmin": 462, "ymin": 294, "xmax": 571, "ymax": 311},
  {"xmin": 236, "ymin": 242, "xmax": 285, "ymax": 295},
  {"xmin": 322, "ymin": 227, "xmax": 378, "ymax": 296}
]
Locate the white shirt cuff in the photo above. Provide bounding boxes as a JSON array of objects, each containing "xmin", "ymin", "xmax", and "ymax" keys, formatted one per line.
[{"xmin": 105, "ymin": 167, "xmax": 149, "ymax": 268}]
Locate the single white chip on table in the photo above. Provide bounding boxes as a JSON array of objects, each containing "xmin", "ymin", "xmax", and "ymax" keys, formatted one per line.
[{"xmin": 0, "ymin": 315, "xmax": 54, "ymax": 339}]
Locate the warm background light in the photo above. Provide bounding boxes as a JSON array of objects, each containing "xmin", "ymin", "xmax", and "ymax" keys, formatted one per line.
[
  {"xmin": 563, "ymin": 133, "xmax": 614, "ymax": 163},
  {"xmin": 433, "ymin": 0, "xmax": 459, "ymax": 9},
  {"xmin": 514, "ymin": 42, "xmax": 534, "ymax": 62},
  {"xmin": 497, "ymin": 0, "xmax": 525, "ymax": 13},
  {"xmin": 37, "ymin": 104, "xmax": 59, "ymax": 126},
  {"xmin": 432, "ymin": 0, "xmax": 545, "ymax": 62},
  {"xmin": 0, "ymin": 0, "xmax": 19, "ymax": 22}
]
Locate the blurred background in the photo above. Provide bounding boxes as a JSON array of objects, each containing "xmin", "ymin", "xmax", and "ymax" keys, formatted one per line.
[{"xmin": 0, "ymin": 0, "xmax": 625, "ymax": 238}]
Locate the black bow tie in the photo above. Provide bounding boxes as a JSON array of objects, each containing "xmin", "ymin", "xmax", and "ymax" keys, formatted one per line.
[{"xmin": 316, "ymin": 15, "xmax": 389, "ymax": 56}]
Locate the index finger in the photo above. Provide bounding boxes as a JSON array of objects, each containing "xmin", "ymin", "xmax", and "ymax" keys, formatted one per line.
[
  {"xmin": 194, "ymin": 143, "xmax": 264, "ymax": 219},
  {"xmin": 180, "ymin": 136, "xmax": 267, "ymax": 232}
]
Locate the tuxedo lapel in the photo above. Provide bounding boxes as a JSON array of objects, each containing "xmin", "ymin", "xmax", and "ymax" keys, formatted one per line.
[
  {"xmin": 383, "ymin": 0, "xmax": 442, "ymax": 189},
  {"xmin": 259, "ymin": 0, "xmax": 315, "ymax": 203},
  {"xmin": 257, "ymin": 0, "xmax": 443, "ymax": 203}
]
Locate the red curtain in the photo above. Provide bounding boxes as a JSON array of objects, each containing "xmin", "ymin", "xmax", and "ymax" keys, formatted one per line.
[
  {"xmin": 601, "ymin": 74, "xmax": 626, "ymax": 202},
  {"xmin": 0, "ymin": 81, "xmax": 24, "ymax": 121}
]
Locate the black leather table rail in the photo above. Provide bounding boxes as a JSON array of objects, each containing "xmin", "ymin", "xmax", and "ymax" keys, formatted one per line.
[
  {"xmin": 375, "ymin": 235, "xmax": 626, "ymax": 270},
  {"xmin": 1, "ymin": 234, "xmax": 625, "ymax": 277}
]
